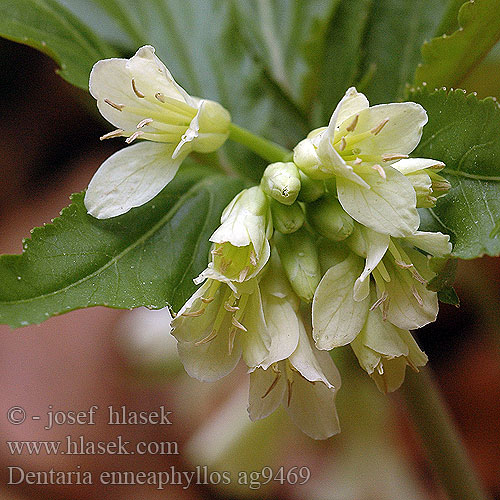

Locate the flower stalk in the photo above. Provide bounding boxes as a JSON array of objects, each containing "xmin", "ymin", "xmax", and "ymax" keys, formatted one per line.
[
  {"xmin": 228, "ymin": 123, "xmax": 292, "ymax": 163},
  {"xmin": 400, "ymin": 367, "xmax": 492, "ymax": 500}
]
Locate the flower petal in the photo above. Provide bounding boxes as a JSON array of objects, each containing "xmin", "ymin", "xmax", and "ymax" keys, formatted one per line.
[
  {"xmin": 353, "ymin": 228, "xmax": 390, "ymax": 301},
  {"xmin": 84, "ymin": 142, "xmax": 183, "ymax": 219},
  {"xmin": 404, "ymin": 231, "xmax": 452, "ymax": 257},
  {"xmin": 312, "ymin": 253, "xmax": 369, "ymax": 349},
  {"xmin": 176, "ymin": 333, "xmax": 242, "ymax": 383},
  {"xmin": 391, "ymin": 157, "xmax": 445, "ymax": 174},
  {"xmin": 384, "ymin": 249, "xmax": 438, "ymax": 330},
  {"xmin": 337, "ymin": 166, "xmax": 419, "ymax": 237},
  {"xmin": 344, "ymin": 102, "xmax": 427, "ymax": 157},
  {"xmin": 248, "ymin": 366, "xmax": 286, "ymax": 421}
]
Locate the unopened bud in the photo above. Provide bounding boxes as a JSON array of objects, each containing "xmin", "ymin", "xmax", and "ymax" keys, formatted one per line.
[
  {"xmin": 271, "ymin": 199, "xmax": 305, "ymax": 234},
  {"xmin": 429, "ymin": 171, "xmax": 451, "ymax": 198},
  {"xmin": 297, "ymin": 170, "xmax": 325, "ymax": 202},
  {"xmin": 192, "ymin": 99, "xmax": 231, "ymax": 152},
  {"xmin": 260, "ymin": 162, "xmax": 301, "ymax": 205},
  {"xmin": 275, "ymin": 229, "xmax": 321, "ymax": 303},
  {"xmin": 293, "ymin": 128, "xmax": 332, "ymax": 180},
  {"xmin": 307, "ymin": 196, "xmax": 354, "ymax": 241}
]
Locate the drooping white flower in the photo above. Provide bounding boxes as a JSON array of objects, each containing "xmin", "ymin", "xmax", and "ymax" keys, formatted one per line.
[
  {"xmin": 197, "ymin": 186, "xmax": 273, "ymax": 285},
  {"xmin": 171, "ymin": 278, "xmax": 270, "ymax": 382},
  {"xmin": 84, "ymin": 45, "xmax": 230, "ymax": 219},
  {"xmin": 293, "ymin": 87, "xmax": 433, "ymax": 237},
  {"xmin": 312, "ymin": 227, "xmax": 452, "ymax": 350},
  {"xmin": 248, "ymin": 320, "xmax": 341, "ymax": 440}
]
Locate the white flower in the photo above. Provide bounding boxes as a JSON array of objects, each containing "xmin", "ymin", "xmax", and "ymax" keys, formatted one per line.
[
  {"xmin": 248, "ymin": 321, "xmax": 341, "ymax": 440},
  {"xmin": 84, "ymin": 45, "xmax": 230, "ymax": 219},
  {"xmin": 171, "ymin": 278, "xmax": 270, "ymax": 382},
  {"xmin": 293, "ymin": 87, "xmax": 431, "ymax": 237},
  {"xmin": 197, "ymin": 186, "xmax": 273, "ymax": 284},
  {"xmin": 312, "ymin": 227, "xmax": 452, "ymax": 350},
  {"xmin": 350, "ymin": 299, "xmax": 428, "ymax": 393}
]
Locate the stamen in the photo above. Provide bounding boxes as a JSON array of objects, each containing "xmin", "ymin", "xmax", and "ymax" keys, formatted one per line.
[
  {"xmin": 377, "ymin": 362, "xmax": 384, "ymax": 375},
  {"xmin": 136, "ymin": 118, "xmax": 153, "ymax": 129},
  {"xmin": 131, "ymin": 79, "xmax": 145, "ymax": 98},
  {"xmin": 346, "ymin": 114, "xmax": 359, "ymax": 132},
  {"xmin": 125, "ymin": 130, "xmax": 144, "ymax": 144},
  {"xmin": 262, "ymin": 372, "xmax": 281, "ymax": 399},
  {"xmin": 201, "ymin": 296, "xmax": 215, "ymax": 304},
  {"xmin": 104, "ymin": 99, "xmax": 124, "ymax": 111},
  {"xmin": 382, "ymin": 154, "xmax": 409, "ymax": 162},
  {"xmin": 239, "ymin": 267, "xmax": 249, "ymax": 281},
  {"xmin": 224, "ymin": 302, "xmax": 239, "ymax": 312},
  {"xmin": 395, "ymin": 260, "xmax": 413, "ymax": 269},
  {"xmin": 371, "ymin": 164, "xmax": 386, "ymax": 179},
  {"xmin": 370, "ymin": 118, "xmax": 389, "ymax": 135},
  {"xmin": 249, "ymin": 250, "xmax": 257, "ymax": 267},
  {"xmin": 287, "ymin": 379, "xmax": 294, "ymax": 407},
  {"xmin": 211, "ymin": 247, "xmax": 223, "ymax": 256},
  {"xmin": 195, "ymin": 329, "xmax": 217, "ymax": 346},
  {"xmin": 411, "ymin": 286, "xmax": 424, "ymax": 306},
  {"xmin": 382, "ymin": 297, "xmax": 390, "ymax": 321},
  {"xmin": 155, "ymin": 92, "xmax": 165, "ymax": 103},
  {"xmin": 410, "ymin": 268, "xmax": 428, "ymax": 285},
  {"xmin": 100, "ymin": 129, "xmax": 124, "ymax": 141},
  {"xmin": 231, "ymin": 316, "xmax": 247, "ymax": 332},
  {"xmin": 181, "ymin": 308, "xmax": 205, "ymax": 317},
  {"xmin": 353, "ymin": 157, "xmax": 362, "ymax": 165},
  {"xmin": 339, "ymin": 136, "xmax": 347, "ymax": 151},
  {"xmin": 228, "ymin": 328, "xmax": 236, "ymax": 354},
  {"xmin": 370, "ymin": 291, "xmax": 388, "ymax": 311}
]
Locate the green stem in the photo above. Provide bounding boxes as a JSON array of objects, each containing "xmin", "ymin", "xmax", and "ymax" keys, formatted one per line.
[
  {"xmin": 228, "ymin": 123, "xmax": 292, "ymax": 164},
  {"xmin": 400, "ymin": 367, "xmax": 492, "ymax": 500}
]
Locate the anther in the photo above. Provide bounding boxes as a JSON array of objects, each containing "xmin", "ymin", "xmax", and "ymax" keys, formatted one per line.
[
  {"xmin": 411, "ymin": 286, "xmax": 424, "ymax": 306},
  {"xmin": 231, "ymin": 317, "xmax": 247, "ymax": 332},
  {"xmin": 239, "ymin": 267, "xmax": 249, "ymax": 281},
  {"xmin": 382, "ymin": 154, "xmax": 409, "ymax": 162},
  {"xmin": 346, "ymin": 114, "xmax": 359, "ymax": 132},
  {"xmin": 410, "ymin": 268, "xmax": 427, "ymax": 285},
  {"xmin": 131, "ymin": 79, "xmax": 145, "ymax": 98},
  {"xmin": 395, "ymin": 260, "xmax": 413, "ymax": 269},
  {"xmin": 125, "ymin": 131, "xmax": 144, "ymax": 144},
  {"xmin": 370, "ymin": 118, "xmax": 389, "ymax": 135},
  {"xmin": 104, "ymin": 99, "xmax": 124, "ymax": 111},
  {"xmin": 353, "ymin": 157, "xmax": 362, "ymax": 165},
  {"xmin": 339, "ymin": 137, "xmax": 347, "ymax": 151},
  {"xmin": 370, "ymin": 291, "xmax": 388, "ymax": 311},
  {"xmin": 211, "ymin": 247, "xmax": 223, "ymax": 256},
  {"xmin": 181, "ymin": 308, "xmax": 205, "ymax": 317},
  {"xmin": 287, "ymin": 379, "xmax": 294, "ymax": 406},
  {"xmin": 100, "ymin": 129, "xmax": 124, "ymax": 141},
  {"xmin": 371, "ymin": 164, "xmax": 386, "ymax": 179},
  {"xmin": 195, "ymin": 329, "xmax": 217, "ymax": 346},
  {"xmin": 155, "ymin": 92, "xmax": 165, "ymax": 103},
  {"xmin": 224, "ymin": 302, "xmax": 239, "ymax": 312},
  {"xmin": 228, "ymin": 328, "xmax": 237, "ymax": 354},
  {"xmin": 201, "ymin": 296, "xmax": 215, "ymax": 304},
  {"xmin": 382, "ymin": 297, "xmax": 390, "ymax": 321},
  {"xmin": 137, "ymin": 118, "xmax": 153, "ymax": 129},
  {"xmin": 262, "ymin": 372, "xmax": 281, "ymax": 399},
  {"xmin": 249, "ymin": 250, "xmax": 257, "ymax": 267}
]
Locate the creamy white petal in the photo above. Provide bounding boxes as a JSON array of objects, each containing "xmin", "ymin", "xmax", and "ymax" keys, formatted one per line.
[
  {"xmin": 177, "ymin": 333, "xmax": 242, "ymax": 382},
  {"xmin": 391, "ymin": 157, "xmax": 445, "ymax": 175},
  {"xmin": 404, "ymin": 231, "xmax": 452, "ymax": 257},
  {"xmin": 84, "ymin": 142, "xmax": 183, "ymax": 219},
  {"xmin": 343, "ymin": 102, "xmax": 428, "ymax": 157},
  {"xmin": 384, "ymin": 250, "xmax": 438, "ymax": 330},
  {"xmin": 353, "ymin": 228, "xmax": 390, "ymax": 301},
  {"xmin": 248, "ymin": 366, "xmax": 286, "ymax": 421},
  {"xmin": 312, "ymin": 253, "xmax": 369, "ymax": 349},
  {"xmin": 337, "ymin": 166, "xmax": 419, "ymax": 237},
  {"xmin": 398, "ymin": 329, "xmax": 428, "ymax": 368}
]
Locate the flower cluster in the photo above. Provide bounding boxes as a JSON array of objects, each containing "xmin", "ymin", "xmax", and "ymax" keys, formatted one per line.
[{"xmin": 85, "ymin": 48, "xmax": 452, "ymax": 439}]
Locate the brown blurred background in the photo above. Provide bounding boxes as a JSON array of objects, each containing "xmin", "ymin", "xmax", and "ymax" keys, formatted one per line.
[{"xmin": 0, "ymin": 39, "xmax": 499, "ymax": 500}]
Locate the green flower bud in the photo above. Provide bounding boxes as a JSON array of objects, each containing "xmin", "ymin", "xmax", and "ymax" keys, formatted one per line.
[
  {"xmin": 260, "ymin": 162, "xmax": 301, "ymax": 205},
  {"xmin": 270, "ymin": 199, "xmax": 305, "ymax": 234},
  {"xmin": 429, "ymin": 171, "xmax": 451, "ymax": 199},
  {"xmin": 193, "ymin": 99, "xmax": 232, "ymax": 153},
  {"xmin": 307, "ymin": 196, "xmax": 354, "ymax": 241},
  {"xmin": 275, "ymin": 229, "xmax": 321, "ymax": 303},
  {"xmin": 297, "ymin": 170, "xmax": 325, "ymax": 202},
  {"xmin": 293, "ymin": 130, "xmax": 332, "ymax": 180}
]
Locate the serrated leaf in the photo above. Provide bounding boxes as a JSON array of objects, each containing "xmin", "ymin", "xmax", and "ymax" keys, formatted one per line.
[
  {"xmin": 437, "ymin": 286, "xmax": 460, "ymax": 306},
  {"xmin": 0, "ymin": 0, "xmax": 115, "ymax": 89},
  {"xmin": 415, "ymin": 0, "xmax": 500, "ymax": 89},
  {"xmin": 0, "ymin": 167, "xmax": 244, "ymax": 328},
  {"xmin": 411, "ymin": 88, "xmax": 500, "ymax": 259}
]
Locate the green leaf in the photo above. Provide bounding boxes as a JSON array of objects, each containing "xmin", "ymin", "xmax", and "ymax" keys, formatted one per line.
[
  {"xmin": 437, "ymin": 287, "xmax": 460, "ymax": 306},
  {"xmin": 414, "ymin": 0, "xmax": 500, "ymax": 90},
  {"xmin": 0, "ymin": 0, "xmax": 115, "ymax": 89},
  {"xmin": 0, "ymin": 166, "xmax": 244, "ymax": 328},
  {"xmin": 410, "ymin": 88, "xmax": 500, "ymax": 259}
]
